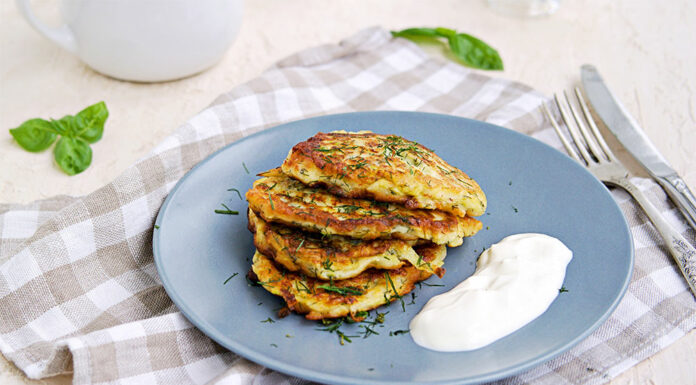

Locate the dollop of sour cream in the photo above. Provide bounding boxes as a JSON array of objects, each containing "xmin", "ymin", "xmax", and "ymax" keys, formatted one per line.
[{"xmin": 409, "ymin": 233, "xmax": 572, "ymax": 352}]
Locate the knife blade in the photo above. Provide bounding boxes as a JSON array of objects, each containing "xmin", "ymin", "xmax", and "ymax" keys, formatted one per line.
[{"xmin": 581, "ymin": 64, "xmax": 696, "ymax": 230}]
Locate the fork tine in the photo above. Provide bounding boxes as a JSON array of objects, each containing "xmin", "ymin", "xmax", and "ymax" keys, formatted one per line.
[
  {"xmin": 555, "ymin": 93, "xmax": 594, "ymax": 164},
  {"xmin": 575, "ymin": 87, "xmax": 617, "ymax": 161},
  {"xmin": 542, "ymin": 102, "xmax": 582, "ymax": 164},
  {"xmin": 566, "ymin": 89, "xmax": 606, "ymax": 162}
]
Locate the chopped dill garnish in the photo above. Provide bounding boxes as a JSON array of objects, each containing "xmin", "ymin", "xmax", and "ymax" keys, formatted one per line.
[
  {"xmin": 285, "ymin": 334, "xmax": 293, "ymax": 338},
  {"xmin": 154, "ymin": 225, "xmax": 160, "ymax": 229},
  {"xmin": 257, "ymin": 276, "xmax": 282, "ymax": 287},
  {"xmin": 270, "ymin": 343, "xmax": 278, "ymax": 348},
  {"xmin": 420, "ymin": 282, "xmax": 445, "ymax": 287},
  {"xmin": 559, "ymin": 286, "xmax": 569, "ymax": 293},
  {"xmin": 336, "ymin": 205, "xmax": 361, "ymax": 214},
  {"xmin": 261, "ymin": 317, "xmax": 275, "ymax": 323},
  {"xmin": 318, "ymin": 281, "xmax": 363, "ymax": 296},
  {"xmin": 436, "ymin": 165, "xmax": 455, "ymax": 175},
  {"xmin": 380, "ymin": 135, "xmax": 423, "ymax": 166},
  {"xmin": 349, "ymin": 160, "xmax": 367, "ymax": 170},
  {"xmin": 314, "ymin": 311, "xmax": 389, "ymax": 345},
  {"xmin": 390, "ymin": 214, "xmax": 411, "ymax": 224},
  {"xmin": 316, "ymin": 318, "xmax": 358, "ymax": 345},
  {"xmin": 242, "ymin": 162, "xmax": 249, "ymax": 174},
  {"xmin": 389, "ymin": 329, "xmax": 409, "ymax": 336},
  {"xmin": 268, "ymin": 192, "xmax": 275, "ymax": 210},
  {"xmin": 295, "ymin": 280, "xmax": 313, "ymax": 294},
  {"xmin": 354, "ymin": 310, "xmax": 369, "ymax": 320},
  {"xmin": 223, "ymin": 272, "xmax": 238, "ymax": 285},
  {"xmin": 512, "ymin": 205, "xmax": 518, "ymax": 213},
  {"xmin": 318, "ymin": 318, "xmax": 343, "ymax": 332},
  {"xmin": 322, "ymin": 258, "xmax": 334, "ymax": 272},
  {"xmin": 359, "ymin": 324, "xmax": 380, "ymax": 338},
  {"xmin": 336, "ymin": 330, "xmax": 355, "ymax": 345},
  {"xmin": 384, "ymin": 272, "xmax": 405, "ymax": 311},
  {"xmin": 215, "ymin": 203, "xmax": 239, "ymax": 215},
  {"xmin": 227, "ymin": 187, "xmax": 243, "ymax": 200},
  {"xmin": 294, "ymin": 239, "xmax": 305, "ymax": 253},
  {"xmin": 508, "ymin": 180, "xmax": 512, "ymax": 186}
]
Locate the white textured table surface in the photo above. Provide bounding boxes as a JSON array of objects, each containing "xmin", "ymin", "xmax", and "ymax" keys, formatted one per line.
[{"xmin": 1, "ymin": 0, "xmax": 694, "ymax": 384}]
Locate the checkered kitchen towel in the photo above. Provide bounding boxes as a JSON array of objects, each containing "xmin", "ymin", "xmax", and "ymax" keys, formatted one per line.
[{"xmin": 1, "ymin": 27, "xmax": 694, "ymax": 385}]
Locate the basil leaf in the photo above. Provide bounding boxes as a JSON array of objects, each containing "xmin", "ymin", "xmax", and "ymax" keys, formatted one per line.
[
  {"xmin": 434, "ymin": 27, "xmax": 457, "ymax": 38},
  {"xmin": 391, "ymin": 28, "xmax": 440, "ymax": 38},
  {"xmin": 9, "ymin": 119, "xmax": 58, "ymax": 152},
  {"xmin": 50, "ymin": 115, "xmax": 78, "ymax": 137},
  {"xmin": 75, "ymin": 101, "xmax": 108, "ymax": 143},
  {"xmin": 391, "ymin": 27, "xmax": 503, "ymax": 71},
  {"xmin": 54, "ymin": 136, "xmax": 92, "ymax": 175},
  {"xmin": 448, "ymin": 33, "xmax": 503, "ymax": 70}
]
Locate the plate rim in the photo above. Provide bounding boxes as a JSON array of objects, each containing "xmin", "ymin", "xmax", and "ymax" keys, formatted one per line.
[{"xmin": 153, "ymin": 111, "xmax": 634, "ymax": 385}]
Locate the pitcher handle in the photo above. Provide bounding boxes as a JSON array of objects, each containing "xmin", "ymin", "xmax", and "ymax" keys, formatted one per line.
[{"xmin": 16, "ymin": 0, "xmax": 77, "ymax": 53}]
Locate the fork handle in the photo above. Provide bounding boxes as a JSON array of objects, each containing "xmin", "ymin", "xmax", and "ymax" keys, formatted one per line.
[{"xmin": 613, "ymin": 178, "xmax": 696, "ymax": 297}]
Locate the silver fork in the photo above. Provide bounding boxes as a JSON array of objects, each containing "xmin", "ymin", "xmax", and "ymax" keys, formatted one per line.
[{"xmin": 543, "ymin": 88, "xmax": 696, "ymax": 297}]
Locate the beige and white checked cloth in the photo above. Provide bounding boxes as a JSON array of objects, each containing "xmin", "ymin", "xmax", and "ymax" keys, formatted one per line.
[{"xmin": 1, "ymin": 27, "xmax": 694, "ymax": 385}]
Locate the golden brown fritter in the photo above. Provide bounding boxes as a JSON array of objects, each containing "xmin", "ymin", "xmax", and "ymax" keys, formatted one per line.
[
  {"xmin": 281, "ymin": 131, "xmax": 487, "ymax": 217},
  {"xmin": 248, "ymin": 210, "xmax": 446, "ymax": 280},
  {"xmin": 250, "ymin": 247, "xmax": 441, "ymax": 320},
  {"xmin": 245, "ymin": 169, "xmax": 482, "ymax": 247}
]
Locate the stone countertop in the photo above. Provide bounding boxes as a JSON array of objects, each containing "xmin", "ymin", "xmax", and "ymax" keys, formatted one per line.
[{"xmin": 1, "ymin": 0, "xmax": 694, "ymax": 384}]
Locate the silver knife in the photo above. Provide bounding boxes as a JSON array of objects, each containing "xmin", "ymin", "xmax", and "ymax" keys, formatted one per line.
[{"xmin": 581, "ymin": 64, "xmax": 696, "ymax": 231}]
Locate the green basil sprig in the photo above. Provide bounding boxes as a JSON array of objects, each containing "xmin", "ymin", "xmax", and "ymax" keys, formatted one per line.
[
  {"xmin": 9, "ymin": 101, "xmax": 108, "ymax": 175},
  {"xmin": 391, "ymin": 27, "xmax": 503, "ymax": 70}
]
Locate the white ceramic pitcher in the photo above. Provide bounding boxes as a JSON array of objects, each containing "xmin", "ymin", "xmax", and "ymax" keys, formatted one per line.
[{"xmin": 16, "ymin": 0, "xmax": 244, "ymax": 82}]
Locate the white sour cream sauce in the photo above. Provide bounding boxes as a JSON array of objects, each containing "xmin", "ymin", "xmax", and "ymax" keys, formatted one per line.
[{"xmin": 410, "ymin": 233, "xmax": 572, "ymax": 352}]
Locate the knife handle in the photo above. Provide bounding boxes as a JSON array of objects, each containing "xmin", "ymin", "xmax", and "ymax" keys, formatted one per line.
[
  {"xmin": 656, "ymin": 174, "xmax": 696, "ymax": 231},
  {"xmin": 615, "ymin": 178, "xmax": 696, "ymax": 297}
]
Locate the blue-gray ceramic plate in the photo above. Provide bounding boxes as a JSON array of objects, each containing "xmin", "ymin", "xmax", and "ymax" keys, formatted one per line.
[{"xmin": 153, "ymin": 111, "xmax": 633, "ymax": 384}]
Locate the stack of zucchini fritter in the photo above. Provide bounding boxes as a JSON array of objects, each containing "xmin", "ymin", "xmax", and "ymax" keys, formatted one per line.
[{"xmin": 245, "ymin": 131, "xmax": 486, "ymax": 320}]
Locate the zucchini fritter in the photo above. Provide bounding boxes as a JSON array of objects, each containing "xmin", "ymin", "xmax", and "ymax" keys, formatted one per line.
[
  {"xmin": 281, "ymin": 131, "xmax": 487, "ymax": 217},
  {"xmin": 245, "ymin": 169, "xmax": 482, "ymax": 247},
  {"xmin": 251, "ymin": 246, "xmax": 442, "ymax": 320},
  {"xmin": 248, "ymin": 210, "xmax": 446, "ymax": 280}
]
